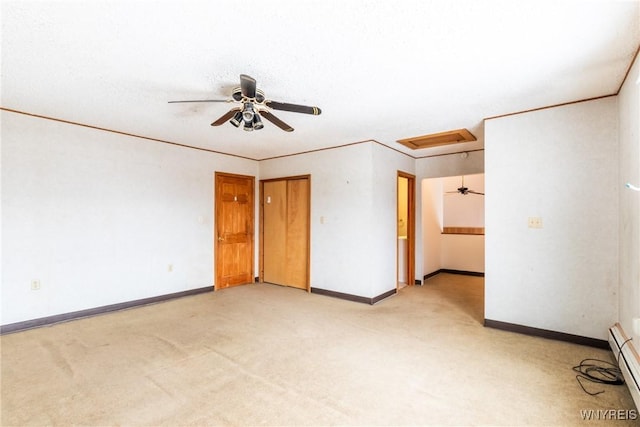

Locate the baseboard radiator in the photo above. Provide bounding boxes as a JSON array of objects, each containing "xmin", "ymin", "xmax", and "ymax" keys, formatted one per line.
[{"xmin": 609, "ymin": 323, "xmax": 640, "ymax": 409}]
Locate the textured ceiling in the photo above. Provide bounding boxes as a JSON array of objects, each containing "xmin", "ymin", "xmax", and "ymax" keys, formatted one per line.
[{"xmin": 2, "ymin": 0, "xmax": 639, "ymax": 160}]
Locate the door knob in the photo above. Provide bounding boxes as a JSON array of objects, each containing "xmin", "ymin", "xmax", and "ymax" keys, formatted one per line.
[{"xmin": 218, "ymin": 236, "xmax": 225, "ymax": 241}]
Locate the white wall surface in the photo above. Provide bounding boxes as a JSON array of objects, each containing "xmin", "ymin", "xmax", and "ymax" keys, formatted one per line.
[
  {"xmin": 441, "ymin": 235, "xmax": 485, "ymax": 272},
  {"xmin": 485, "ymin": 97, "xmax": 619, "ymax": 340},
  {"xmin": 1, "ymin": 111, "xmax": 258, "ymax": 324},
  {"xmin": 371, "ymin": 143, "xmax": 416, "ymax": 294},
  {"xmin": 618, "ymin": 54, "xmax": 640, "ymax": 344},
  {"xmin": 421, "ymin": 178, "xmax": 443, "ymax": 276}
]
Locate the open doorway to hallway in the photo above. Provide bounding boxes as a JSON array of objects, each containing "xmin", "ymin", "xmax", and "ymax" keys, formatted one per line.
[{"xmin": 422, "ymin": 174, "xmax": 485, "ymax": 277}]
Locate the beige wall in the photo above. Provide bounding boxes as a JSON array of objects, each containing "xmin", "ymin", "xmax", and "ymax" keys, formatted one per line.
[
  {"xmin": 485, "ymin": 96, "xmax": 618, "ymax": 340},
  {"xmin": 618, "ymin": 53, "xmax": 640, "ymax": 343}
]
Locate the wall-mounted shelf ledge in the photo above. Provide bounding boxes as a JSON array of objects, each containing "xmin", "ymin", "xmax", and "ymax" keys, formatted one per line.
[{"xmin": 442, "ymin": 227, "xmax": 485, "ymax": 235}]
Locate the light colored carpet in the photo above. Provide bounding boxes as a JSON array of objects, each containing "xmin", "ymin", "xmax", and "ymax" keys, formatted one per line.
[{"xmin": 1, "ymin": 274, "xmax": 636, "ymax": 426}]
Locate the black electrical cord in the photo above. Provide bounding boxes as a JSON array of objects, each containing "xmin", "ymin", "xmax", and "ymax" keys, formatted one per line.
[
  {"xmin": 572, "ymin": 338, "xmax": 632, "ymax": 396},
  {"xmin": 617, "ymin": 337, "xmax": 633, "ymax": 364}
]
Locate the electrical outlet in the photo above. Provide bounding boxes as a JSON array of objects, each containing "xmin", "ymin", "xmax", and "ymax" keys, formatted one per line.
[
  {"xmin": 528, "ymin": 217, "xmax": 543, "ymax": 229},
  {"xmin": 633, "ymin": 318, "xmax": 640, "ymax": 335},
  {"xmin": 30, "ymin": 280, "xmax": 41, "ymax": 290},
  {"xmin": 168, "ymin": 264, "xmax": 173, "ymax": 272}
]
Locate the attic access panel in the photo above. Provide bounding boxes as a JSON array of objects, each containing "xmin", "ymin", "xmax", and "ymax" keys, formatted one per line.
[{"xmin": 397, "ymin": 128, "xmax": 476, "ymax": 150}]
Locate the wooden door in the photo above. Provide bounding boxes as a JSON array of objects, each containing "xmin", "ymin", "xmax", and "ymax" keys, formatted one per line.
[
  {"xmin": 261, "ymin": 176, "xmax": 310, "ymax": 290},
  {"xmin": 215, "ymin": 172, "xmax": 254, "ymax": 290}
]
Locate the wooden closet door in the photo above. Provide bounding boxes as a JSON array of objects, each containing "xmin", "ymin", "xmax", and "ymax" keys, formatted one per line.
[
  {"xmin": 262, "ymin": 177, "xmax": 309, "ymax": 290},
  {"xmin": 263, "ymin": 180, "xmax": 288, "ymax": 285},
  {"xmin": 285, "ymin": 179, "xmax": 309, "ymax": 289}
]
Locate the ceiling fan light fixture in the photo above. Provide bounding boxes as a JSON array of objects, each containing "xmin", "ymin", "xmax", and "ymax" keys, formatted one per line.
[
  {"xmin": 230, "ymin": 111, "xmax": 243, "ymax": 127},
  {"xmin": 242, "ymin": 103, "xmax": 255, "ymax": 123},
  {"xmin": 253, "ymin": 113, "xmax": 264, "ymax": 130}
]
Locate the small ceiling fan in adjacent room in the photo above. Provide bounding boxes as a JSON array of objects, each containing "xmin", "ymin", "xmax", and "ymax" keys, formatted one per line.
[
  {"xmin": 446, "ymin": 176, "xmax": 484, "ymax": 196},
  {"xmin": 168, "ymin": 74, "xmax": 321, "ymax": 132}
]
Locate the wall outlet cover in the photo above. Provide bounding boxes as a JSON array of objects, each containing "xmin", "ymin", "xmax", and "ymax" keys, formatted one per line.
[{"xmin": 527, "ymin": 217, "xmax": 543, "ymax": 228}]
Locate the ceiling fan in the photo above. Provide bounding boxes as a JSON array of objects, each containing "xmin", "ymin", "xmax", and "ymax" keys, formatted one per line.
[
  {"xmin": 446, "ymin": 176, "xmax": 484, "ymax": 196},
  {"xmin": 168, "ymin": 74, "xmax": 321, "ymax": 132}
]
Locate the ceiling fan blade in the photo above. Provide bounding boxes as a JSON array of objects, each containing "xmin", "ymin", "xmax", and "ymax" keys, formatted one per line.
[
  {"xmin": 168, "ymin": 99, "xmax": 231, "ymax": 103},
  {"xmin": 260, "ymin": 111, "xmax": 294, "ymax": 132},
  {"xmin": 211, "ymin": 108, "xmax": 241, "ymax": 126},
  {"xmin": 240, "ymin": 74, "xmax": 257, "ymax": 98},
  {"xmin": 468, "ymin": 191, "xmax": 485, "ymax": 195},
  {"xmin": 266, "ymin": 100, "xmax": 322, "ymax": 115}
]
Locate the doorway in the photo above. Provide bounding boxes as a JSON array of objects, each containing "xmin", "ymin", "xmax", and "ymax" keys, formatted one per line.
[
  {"xmin": 260, "ymin": 176, "xmax": 311, "ymax": 291},
  {"xmin": 423, "ymin": 174, "xmax": 485, "ymax": 275},
  {"xmin": 397, "ymin": 171, "xmax": 415, "ymax": 289},
  {"xmin": 421, "ymin": 174, "xmax": 485, "ymax": 323},
  {"xmin": 214, "ymin": 172, "xmax": 255, "ymax": 290}
]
